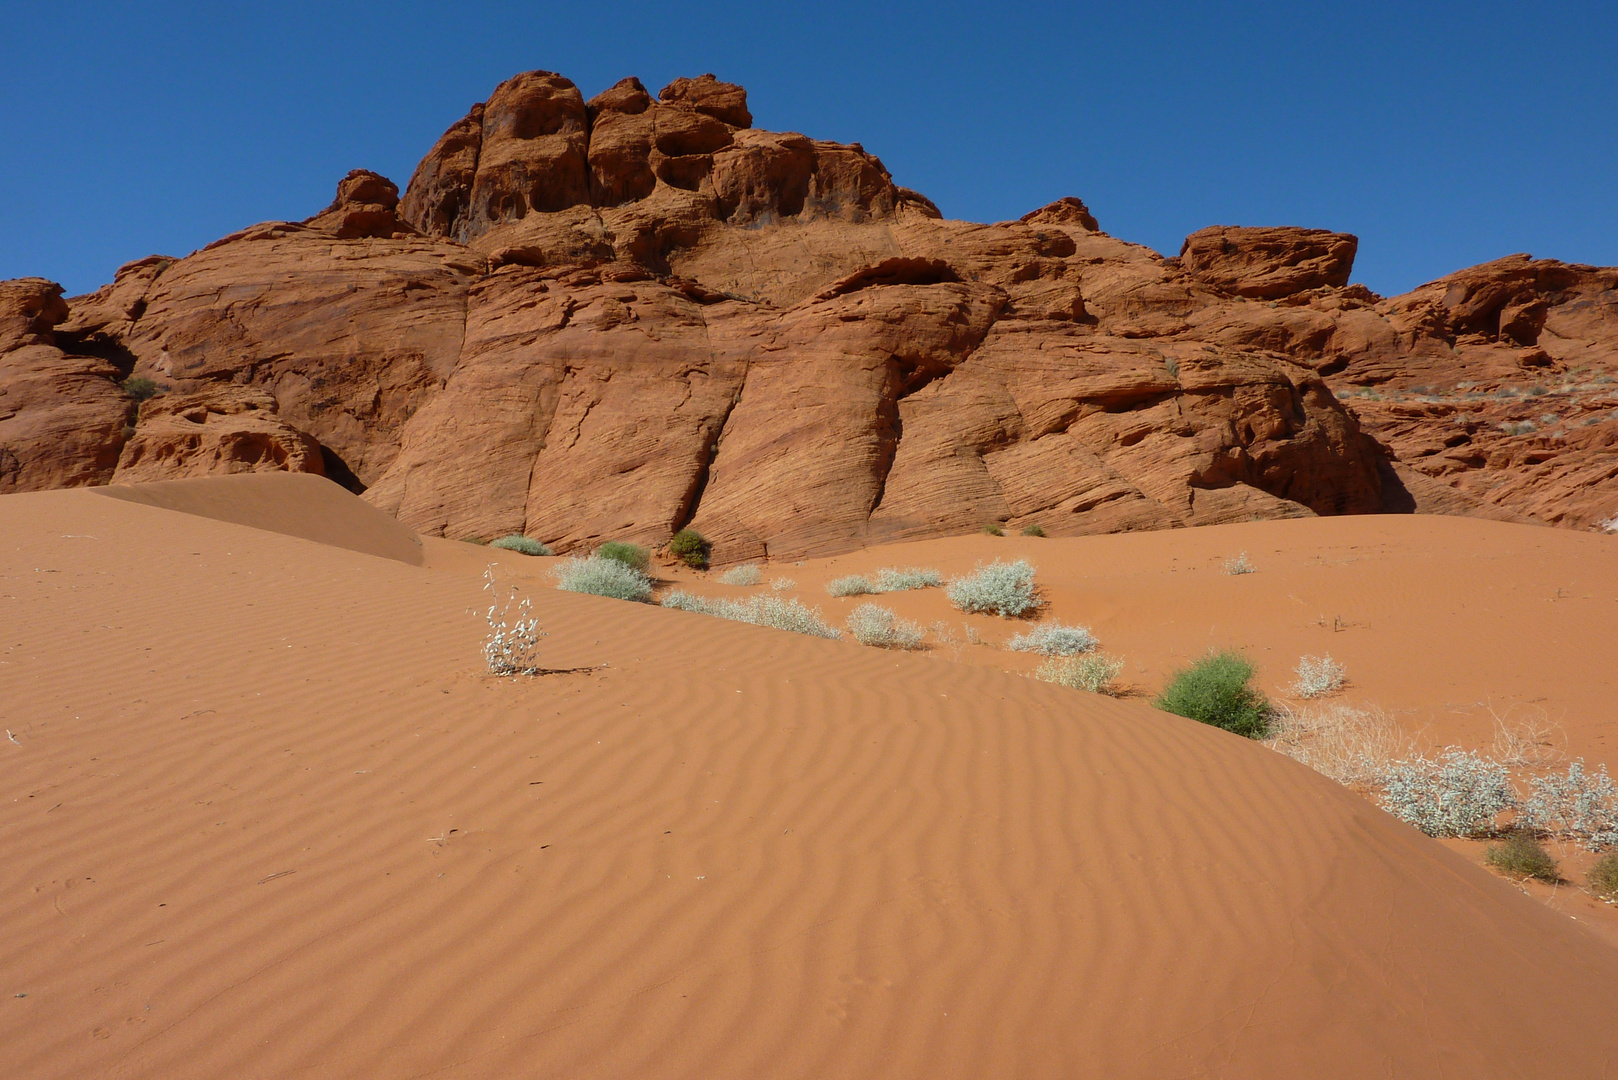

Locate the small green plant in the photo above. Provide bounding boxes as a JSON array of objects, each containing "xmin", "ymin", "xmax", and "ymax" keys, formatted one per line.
[
  {"xmin": 947, "ymin": 559, "xmax": 1041, "ymax": 618},
  {"xmin": 490, "ymin": 535, "xmax": 552, "ymax": 557},
  {"xmin": 1589, "ymin": 852, "xmax": 1618, "ymax": 901},
  {"xmin": 1036, "ymin": 653, "xmax": 1124, "ymax": 695},
  {"xmin": 122, "ymin": 376, "xmax": 160, "ymax": 401},
  {"xmin": 845, "ymin": 603, "xmax": 926, "ymax": 649},
  {"xmin": 717, "ymin": 563, "xmax": 761, "ymax": 586},
  {"xmin": 553, "ymin": 556, "xmax": 653, "ymax": 602},
  {"xmin": 668, "ymin": 528, "xmax": 708, "ymax": 569},
  {"xmin": 982, "ymin": 522, "xmax": 1005, "ymax": 536},
  {"xmin": 1020, "ymin": 523, "xmax": 1046, "ymax": 537},
  {"xmin": 1154, "ymin": 650, "xmax": 1271, "ymax": 738},
  {"xmin": 1484, "ymin": 832, "xmax": 1561, "ymax": 883},
  {"xmin": 595, "ymin": 541, "xmax": 649, "ymax": 571}
]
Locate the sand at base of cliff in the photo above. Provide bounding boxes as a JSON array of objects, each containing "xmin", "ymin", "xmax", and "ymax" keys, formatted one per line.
[{"xmin": 3, "ymin": 478, "xmax": 1616, "ymax": 1079}]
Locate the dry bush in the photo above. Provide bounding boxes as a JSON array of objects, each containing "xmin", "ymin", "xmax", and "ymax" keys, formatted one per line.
[
  {"xmin": 770, "ymin": 577, "xmax": 795, "ymax": 592},
  {"xmin": 845, "ymin": 603, "xmax": 926, "ymax": 649},
  {"xmin": 1264, "ymin": 702, "xmax": 1415, "ymax": 788},
  {"xmin": 1487, "ymin": 707, "xmax": 1564, "ymax": 768},
  {"xmin": 1289, "ymin": 655, "xmax": 1346, "ymax": 698},
  {"xmin": 481, "ymin": 566, "xmax": 546, "ymax": 675},
  {"xmin": 1036, "ymin": 654, "xmax": 1124, "ymax": 695},
  {"xmin": 1006, "ymin": 622, "xmax": 1098, "ymax": 657},
  {"xmin": 1224, "ymin": 552, "xmax": 1257, "ymax": 575},
  {"xmin": 717, "ymin": 563, "xmax": 762, "ymax": 586},
  {"xmin": 660, "ymin": 590, "xmax": 841, "ymax": 639}
]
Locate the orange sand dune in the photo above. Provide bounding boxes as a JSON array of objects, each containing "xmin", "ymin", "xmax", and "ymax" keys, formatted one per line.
[{"xmin": 3, "ymin": 478, "xmax": 1617, "ymax": 1079}]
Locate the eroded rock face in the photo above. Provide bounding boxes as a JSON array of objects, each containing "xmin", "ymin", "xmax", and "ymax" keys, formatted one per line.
[
  {"xmin": 0, "ymin": 278, "xmax": 131, "ymax": 493},
  {"xmin": 1179, "ymin": 226, "xmax": 1358, "ymax": 299},
  {"xmin": 114, "ymin": 385, "xmax": 325, "ymax": 484},
  {"xmin": 7, "ymin": 69, "xmax": 1615, "ymax": 549}
]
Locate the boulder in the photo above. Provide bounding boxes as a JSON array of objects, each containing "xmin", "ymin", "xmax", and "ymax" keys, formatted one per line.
[
  {"xmin": 1179, "ymin": 225, "xmax": 1358, "ymax": 299},
  {"xmin": 113, "ymin": 385, "xmax": 325, "ymax": 483}
]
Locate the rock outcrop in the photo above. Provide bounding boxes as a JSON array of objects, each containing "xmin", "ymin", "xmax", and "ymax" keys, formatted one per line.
[{"xmin": 5, "ymin": 68, "xmax": 1615, "ymax": 552}]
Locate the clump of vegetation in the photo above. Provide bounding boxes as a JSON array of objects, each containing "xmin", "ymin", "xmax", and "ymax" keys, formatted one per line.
[
  {"xmin": 1289, "ymin": 654, "xmax": 1346, "ymax": 698},
  {"xmin": 1589, "ymin": 852, "xmax": 1618, "ymax": 901},
  {"xmin": 769, "ymin": 577, "xmax": 795, "ymax": 592},
  {"xmin": 1264, "ymin": 703, "xmax": 1411, "ymax": 787},
  {"xmin": 595, "ymin": 541, "xmax": 649, "ymax": 571},
  {"xmin": 553, "ymin": 555, "xmax": 653, "ymax": 602},
  {"xmin": 826, "ymin": 566, "xmax": 943, "ymax": 597},
  {"xmin": 946, "ymin": 559, "xmax": 1041, "ymax": 617},
  {"xmin": 122, "ymin": 375, "xmax": 160, "ymax": 401},
  {"xmin": 660, "ymin": 590, "xmax": 841, "ymax": 639},
  {"xmin": 982, "ymin": 522, "xmax": 1005, "ymax": 536},
  {"xmin": 667, "ymin": 528, "xmax": 709, "ymax": 569},
  {"xmin": 480, "ymin": 567, "xmax": 545, "ymax": 675},
  {"xmin": 827, "ymin": 574, "xmax": 877, "ymax": 597},
  {"xmin": 1485, "ymin": 831, "xmax": 1561, "ymax": 882},
  {"xmin": 1500, "ymin": 420, "xmax": 1537, "ymax": 436},
  {"xmin": 845, "ymin": 603, "xmax": 926, "ymax": 649},
  {"xmin": 490, "ymin": 535, "xmax": 552, "ymax": 557},
  {"xmin": 1380, "ymin": 749, "xmax": 1516, "ymax": 837},
  {"xmin": 1154, "ymin": 650, "xmax": 1271, "ymax": 739},
  {"xmin": 1224, "ymin": 552, "xmax": 1257, "ymax": 575},
  {"xmin": 717, "ymin": 563, "xmax": 762, "ymax": 586},
  {"xmin": 1036, "ymin": 653, "xmax": 1124, "ymax": 695},
  {"xmin": 1021, "ymin": 523, "xmax": 1046, "ymax": 537},
  {"xmin": 874, "ymin": 566, "xmax": 943, "ymax": 591},
  {"xmin": 1598, "ymin": 514, "xmax": 1618, "ymax": 535},
  {"xmin": 1516, "ymin": 760, "xmax": 1618, "ymax": 849},
  {"xmin": 1006, "ymin": 622, "xmax": 1097, "ymax": 657}
]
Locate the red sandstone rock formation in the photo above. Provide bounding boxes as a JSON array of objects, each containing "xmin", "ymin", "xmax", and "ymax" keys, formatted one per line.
[{"xmin": 4, "ymin": 69, "xmax": 1614, "ymax": 551}]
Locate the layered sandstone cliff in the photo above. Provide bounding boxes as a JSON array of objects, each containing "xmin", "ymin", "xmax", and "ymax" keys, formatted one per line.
[{"xmin": 3, "ymin": 70, "xmax": 1614, "ymax": 556}]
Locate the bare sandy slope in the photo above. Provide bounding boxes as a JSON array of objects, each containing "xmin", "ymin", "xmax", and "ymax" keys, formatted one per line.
[
  {"xmin": 673, "ymin": 516, "xmax": 1618, "ymax": 762},
  {"xmin": 3, "ymin": 479, "xmax": 1617, "ymax": 1079}
]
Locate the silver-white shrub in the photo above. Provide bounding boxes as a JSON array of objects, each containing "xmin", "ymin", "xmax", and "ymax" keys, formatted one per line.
[
  {"xmin": 553, "ymin": 555, "xmax": 653, "ymax": 602},
  {"xmin": 770, "ymin": 577, "xmax": 796, "ymax": 592},
  {"xmin": 1380, "ymin": 749, "xmax": 1516, "ymax": 837},
  {"xmin": 946, "ymin": 559, "xmax": 1041, "ymax": 617},
  {"xmin": 660, "ymin": 590, "xmax": 841, "ymax": 639},
  {"xmin": 1517, "ymin": 760, "xmax": 1618, "ymax": 849},
  {"xmin": 481, "ymin": 566, "xmax": 546, "ymax": 675},
  {"xmin": 1224, "ymin": 552, "xmax": 1257, "ymax": 575},
  {"xmin": 1290, "ymin": 655, "xmax": 1346, "ymax": 698},
  {"xmin": 717, "ymin": 563, "xmax": 762, "ymax": 586},
  {"xmin": 490, "ymin": 534, "xmax": 552, "ymax": 556},
  {"xmin": 1599, "ymin": 513, "xmax": 1618, "ymax": 535},
  {"xmin": 826, "ymin": 574, "xmax": 876, "ymax": 597},
  {"xmin": 845, "ymin": 603, "xmax": 926, "ymax": 649},
  {"xmin": 1035, "ymin": 653, "xmax": 1123, "ymax": 695},
  {"xmin": 873, "ymin": 566, "xmax": 943, "ymax": 591},
  {"xmin": 1006, "ymin": 622, "xmax": 1097, "ymax": 657}
]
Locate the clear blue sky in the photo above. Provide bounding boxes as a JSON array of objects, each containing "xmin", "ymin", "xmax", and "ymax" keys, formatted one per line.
[{"xmin": 4, "ymin": 1, "xmax": 1614, "ymax": 297}]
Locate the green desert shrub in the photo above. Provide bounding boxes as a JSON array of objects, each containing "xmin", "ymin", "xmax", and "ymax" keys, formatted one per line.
[
  {"xmin": 122, "ymin": 375, "xmax": 160, "ymax": 401},
  {"xmin": 1021, "ymin": 523, "xmax": 1046, "ymax": 537},
  {"xmin": 595, "ymin": 541, "xmax": 649, "ymax": 571},
  {"xmin": 553, "ymin": 555, "xmax": 653, "ymax": 602},
  {"xmin": 490, "ymin": 534, "xmax": 552, "ymax": 557},
  {"xmin": 1154, "ymin": 650, "xmax": 1271, "ymax": 738},
  {"xmin": 947, "ymin": 559, "xmax": 1041, "ymax": 618},
  {"xmin": 844, "ymin": 603, "xmax": 926, "ymax": 649},
  {"xmin": 1485, "ymin": 832, "xmax": 1561, "ymax": 882},
  {"xmin": 1590, "ymin": 852, "xmax": 1618, "ymax": 901},
  {"xmin": 717, "ymin": 563, "xmax": 762, "ymax": 586},
  {"xmin": 668, "ymin": 528, "xmax": 708, "ymax": 569},
  {"xmin": 1006, "ymin": 622, "xmax": 1097, "ymax": 657},
  {"xmin": 1036, "ymin": 653, "xmax": 1124, "ymax": 695},
  {"xmin": 982, "ymin": 522, "xmax": 1005, "ymax": 536},
  {"xmin": 660, "ymin": 590, "xmax": 840, "ymax": 639}
]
